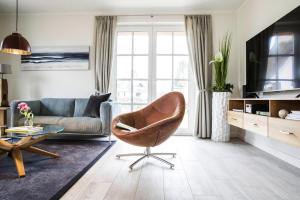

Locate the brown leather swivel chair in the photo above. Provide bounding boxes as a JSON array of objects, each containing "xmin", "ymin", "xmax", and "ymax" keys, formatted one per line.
[{"xmin": 112, "ymin": 92, "xmax": 185, "ymax": 169}]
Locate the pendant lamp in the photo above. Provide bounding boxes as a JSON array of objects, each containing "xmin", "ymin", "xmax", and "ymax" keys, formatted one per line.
[{"xmin": 0, "ymin": 0, "xmax": 31, "ymax": 55}]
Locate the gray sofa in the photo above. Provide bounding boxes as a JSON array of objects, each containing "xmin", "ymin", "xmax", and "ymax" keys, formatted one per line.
[{"xmin": 10, "ymin": 98, "xmax": 112, "ymax": 138}]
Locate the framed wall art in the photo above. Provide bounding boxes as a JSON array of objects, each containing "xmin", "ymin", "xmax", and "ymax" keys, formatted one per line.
[{"xmin": 21, "ymin": 46, "xmax": 90, "ymax": 71}]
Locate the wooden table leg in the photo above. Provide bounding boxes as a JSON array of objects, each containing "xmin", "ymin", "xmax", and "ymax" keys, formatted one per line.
[
  {"xmin": 1, "ymin": 135, "xmax": 60, "ymax": 177},
  {"xmin": 11, "ymin": 149, "xmax": 25, "ymax": 177},
  {"xmin": 16, "ymin": 136, "xmax": 32, "ymax": 146},
  {"xmin": 19, "ymin": 135, "xmax": 48, "ymax": 148},
  {"xmin": 24, "ymin": 146, "xmax": 59, "ymax": 158},
  {"xmin": 0, "ymin": 140, "xmax": 13, "ymax": 151}
]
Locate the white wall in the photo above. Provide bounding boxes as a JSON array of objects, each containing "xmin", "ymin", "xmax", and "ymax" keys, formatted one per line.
[
  {"xmin": 0, "ymin": 12, "xmax": 238, "ymax": 101},
  {"xmin": 0, "ymin": 14, "xmax": 95, "ymax": 100}
]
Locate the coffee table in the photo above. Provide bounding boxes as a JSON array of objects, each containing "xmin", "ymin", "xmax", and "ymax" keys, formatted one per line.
[{"xmin": 0, "ymin": 125, "xmax": 64, "ymax": 177}]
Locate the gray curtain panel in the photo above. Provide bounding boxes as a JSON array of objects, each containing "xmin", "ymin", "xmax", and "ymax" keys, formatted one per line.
[
  {"xmin": 185, "ymin": 15, "xmax": 213, "ymax": 138},
  {"xmin": 94, "ymin": 16, "xmax": 117, "ymax": 93}
]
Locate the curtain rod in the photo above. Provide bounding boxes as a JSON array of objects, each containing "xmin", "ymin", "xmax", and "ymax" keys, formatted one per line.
[
  {"xmin": 98, "ymin": 14, "xmax": 184, "ymax": 17},
  {"xmin": 96, "ymin": 14, "xmax": 210, "ymax": 17}
]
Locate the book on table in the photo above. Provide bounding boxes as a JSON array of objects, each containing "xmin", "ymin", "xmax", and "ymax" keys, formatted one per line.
[{"xmin": 5, "ymin": 126, "xmax": 44, "ymax": 134}]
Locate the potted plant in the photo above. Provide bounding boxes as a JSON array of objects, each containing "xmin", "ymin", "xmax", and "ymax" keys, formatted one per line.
[{"xmin": 210, "ymin": 34, "xmax": 233, "ymax": 142}]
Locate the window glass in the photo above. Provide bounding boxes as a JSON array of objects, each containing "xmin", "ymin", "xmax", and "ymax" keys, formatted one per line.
[
  {"xmin": 134, "ymin": 32, "xmax": 149, "ymax": 54},
  {"xmin": 157, "ymin": 32, "xmax": 172, "ymax": 54},
  {"xmin": 174, "ymin": 32, "xmax": 188, "ymax": 54},
  {"xmin": 133, "ymin": 80, "xmax": 148, "ymax": 103},
  {"xmin": 156, "ymin": 80, "xmax": 172, "ymax": 97},
  {"xmin": 117, "ymin": 80, "xmax": 131, "ymax": 103},
  {"xmin": 133, "ymin": 56, "xmax": 148, "ymax": 79},
  {"xmin": 117, "ymin": 32, "xmax": 132, "ymax": 54},
  {"xmin": 117, "ymin": 56, "xmax": 132, "ymax": 79},
  {"xmin": 156, "ymin": 56, "xmax": 172, "ymax": 79},
  {"xmin": 173, "ymin": 56, "xmax": 189, "ymax": 79}
]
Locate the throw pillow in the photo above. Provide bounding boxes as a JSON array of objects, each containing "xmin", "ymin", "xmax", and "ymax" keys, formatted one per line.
[{"xmin": 83, "ymin": 93, "xmax": 111, "ymax": 118}]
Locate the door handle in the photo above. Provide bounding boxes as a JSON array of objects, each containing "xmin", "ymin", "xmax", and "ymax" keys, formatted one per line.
[{"xmin": 279, "ymin": 130, "xmax": 293, "ymax": 135}]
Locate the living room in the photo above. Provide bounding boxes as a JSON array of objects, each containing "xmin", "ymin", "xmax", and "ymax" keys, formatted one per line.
[{"xmin": 0, "ymin": 0, "xmax": 300, "ymax": 199}]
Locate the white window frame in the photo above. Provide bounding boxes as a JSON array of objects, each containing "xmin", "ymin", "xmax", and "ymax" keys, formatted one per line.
[
  {"xmin": 111, "ymin": 26, "xmax": 153, "ymax": 111},
  {"xmin": 111, "ymin": 25, "xmax": 195, "ymax": 135}
]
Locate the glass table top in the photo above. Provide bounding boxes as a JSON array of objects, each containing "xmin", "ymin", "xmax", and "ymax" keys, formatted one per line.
[{"xmin": 6, "ymin": 124, "xmax": 64, "ymax": 137}]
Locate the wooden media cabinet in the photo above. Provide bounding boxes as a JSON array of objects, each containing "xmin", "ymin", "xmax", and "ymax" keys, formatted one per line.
[{"xmin": 228, "ymin": 98, "xmax": 300, "ymax": 147}]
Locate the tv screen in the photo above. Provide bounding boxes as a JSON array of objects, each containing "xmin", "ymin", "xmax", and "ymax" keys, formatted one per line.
[{"xmin": 246, "ymin": 6, "xmax": 300, "ymax": 93}]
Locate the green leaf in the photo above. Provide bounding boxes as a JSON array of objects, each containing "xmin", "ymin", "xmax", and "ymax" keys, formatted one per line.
[{"xmin": 211, "ymin": 33, "xmax": 233, "ymax": 92}]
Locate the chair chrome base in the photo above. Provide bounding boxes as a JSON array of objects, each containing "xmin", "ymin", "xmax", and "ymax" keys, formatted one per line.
[{"xmin": 116, "ymin": 147, "xmax": 176, "ymax": 170}]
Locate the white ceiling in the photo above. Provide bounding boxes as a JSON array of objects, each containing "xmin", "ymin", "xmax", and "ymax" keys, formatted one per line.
[{"xmin": 0, "ymin": 0, "xmax": 246, "ymax": 14}]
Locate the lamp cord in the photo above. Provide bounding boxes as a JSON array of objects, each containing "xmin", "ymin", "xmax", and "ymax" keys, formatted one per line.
[{"xmin": 16, "ymin": 0, "xmax": 18, "ymax": 32}]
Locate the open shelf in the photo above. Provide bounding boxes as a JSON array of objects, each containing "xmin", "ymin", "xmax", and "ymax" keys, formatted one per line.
[
  {"xmin": 229, "ymin": 100, "xmax": 244, "ymax": 112},
  {"xmin": 245, "ymin": 99, "xmax": 269, "ymax": 116},
  {"xmin": 270, "ymin": 100, "xmax": 300, "ymax": 118}
]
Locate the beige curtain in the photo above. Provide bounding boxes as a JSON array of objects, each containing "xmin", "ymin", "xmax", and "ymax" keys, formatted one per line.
[
  {"xmin": 185, "ymin": 15, "xmax": 213, "ymax": 138},
  {"xmin": 94, "ymin": 16, "xmax": 117, "ymax": 93}
]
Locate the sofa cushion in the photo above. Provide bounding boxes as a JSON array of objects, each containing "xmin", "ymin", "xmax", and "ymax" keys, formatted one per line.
[
  {"xmin": 18, "ymin": 116, "xmax": 63, "ymax": 126},
  {"xmin": 18, "ymin": 116, "xmax": 101, "ymax": 134},
  {"xmin": 74, "ymin": 98, "xmax": 89, "ymax": 117},
  {"xmin": 41, "ymin": 98, "xmax": 75, "ymax": 117},
  {"xmin": 57, "ymin": 117, "xmax": 102, "ymax": 133},
  {"xmin": 83, "ymin": 93, "xmax": 111, "ymax": 118}
]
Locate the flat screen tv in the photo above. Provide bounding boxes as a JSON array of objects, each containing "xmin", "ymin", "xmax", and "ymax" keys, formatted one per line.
[{"xmin": 246, "ymin": 6, "xmax": 300, "ymax": 93}]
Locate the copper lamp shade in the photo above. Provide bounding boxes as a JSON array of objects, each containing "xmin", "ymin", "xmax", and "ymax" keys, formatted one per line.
[
  {"xmin": 0, "ymin": 32, "xmax": 31, "ymax": 55},
  {"xmin": 0, "ymin": 0, "xmax": 31, "ymax": 55}
]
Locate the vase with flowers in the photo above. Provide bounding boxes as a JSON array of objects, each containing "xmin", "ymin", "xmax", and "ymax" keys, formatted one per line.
[
  {"xmin": 18, "ymin": 102, "xmax": 34, "ymax": 127},
  {"xmin": 210, "ymin": 33, "xmax": 233, "ymax": 142}
]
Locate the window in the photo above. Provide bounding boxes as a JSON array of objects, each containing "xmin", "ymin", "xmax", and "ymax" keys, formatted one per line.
[
  {"xmin": 112, "ymin": 26, "xmax": 194, "ymax": 134},
  {"xmin": 155, "ymin": 31, "xmax": 190, "ymax": 129},
  {"xmin": 115, "ymin": 31, "xmax": 150, "ymax": 113}
]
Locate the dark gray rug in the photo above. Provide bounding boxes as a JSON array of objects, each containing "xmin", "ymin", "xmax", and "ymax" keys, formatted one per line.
[{"xmin": 0, "ymin": 139, "xmax": 115, "ymax": 200}]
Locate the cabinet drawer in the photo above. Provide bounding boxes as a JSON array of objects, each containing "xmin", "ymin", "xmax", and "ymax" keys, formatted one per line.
[
  {"xmin": 228, "ymin": 111, "xmax": 244, "ymax": 128},
  {"xmin": 269, "ymin": 117, "xmax": 300, "ymax": 147},
  {"xmin": 244, "ymin": 114, "xmax": 268, "ymax": 136}
]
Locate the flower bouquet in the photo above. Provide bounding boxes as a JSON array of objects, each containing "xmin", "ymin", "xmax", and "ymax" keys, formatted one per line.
[{"xmin": 18, "ymin": 102, "xmax": 34, "ymax": 127}]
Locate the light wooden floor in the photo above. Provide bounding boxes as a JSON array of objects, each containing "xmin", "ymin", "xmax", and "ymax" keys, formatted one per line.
[{"xmin": 61, "ymin": 136, "xmax": 300, "ymax": 200}]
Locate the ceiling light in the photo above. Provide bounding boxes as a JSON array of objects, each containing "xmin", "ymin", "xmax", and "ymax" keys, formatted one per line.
[{"xmin": 0, "ymin": 0, "xmax": 31, "ymax": 55}]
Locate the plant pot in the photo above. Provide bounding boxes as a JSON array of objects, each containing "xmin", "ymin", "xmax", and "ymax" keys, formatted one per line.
[{"xmin": 211, "ymin": 92, "xmax": 231, "ymax": 142}]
